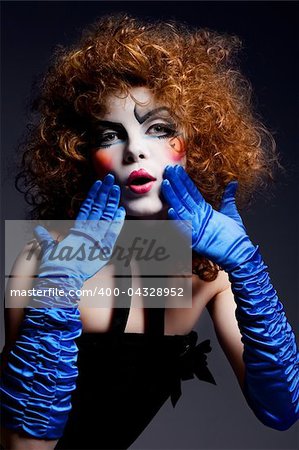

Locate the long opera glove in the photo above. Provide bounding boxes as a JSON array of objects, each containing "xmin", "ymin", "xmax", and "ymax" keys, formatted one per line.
[
  {"xmin": 0, "ymin": 174, "xmax": 126, "ymax": 439},
  {"xmin": 162, "ymin": 165, "xmax": 299, "ymax": 430}
]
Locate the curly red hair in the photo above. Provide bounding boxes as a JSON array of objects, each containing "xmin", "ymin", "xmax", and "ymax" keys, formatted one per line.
[{"xmin": 16, "ymin": 14, "xmax": 280, "ymax": 280}]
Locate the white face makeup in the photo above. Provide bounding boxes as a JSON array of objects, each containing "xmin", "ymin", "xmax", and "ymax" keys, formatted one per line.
[{"xmin": 91, "ymin": 87, "xmax": 186, "ymax": 217}]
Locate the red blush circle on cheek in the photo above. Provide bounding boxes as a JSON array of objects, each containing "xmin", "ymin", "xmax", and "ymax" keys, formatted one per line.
[
  {"xmin": 168, "ymin": 137, "xmax": 186, "ymax": 162},
  {"xmin": 92, "ymin": 151, "xmax": 113, "ymax": 178}
]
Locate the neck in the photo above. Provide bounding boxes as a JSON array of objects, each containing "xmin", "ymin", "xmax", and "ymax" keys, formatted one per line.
[{"xmin": 126, "ymin": 208, "xmax": 168, "ymax": 221}]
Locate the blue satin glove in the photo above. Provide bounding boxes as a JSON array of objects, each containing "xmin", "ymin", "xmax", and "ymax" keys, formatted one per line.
[
  {"xmin": 162, "ymin": 165, "xmax": 299, "ymax": 430},
  {"xmin": 32, "ymin": 174, "xmax": 125, "ymax": 303},
  {"xmin": 162, "ymin": 165, "xmax": 255, "ymax": 271},
  {"xmin": 0, "ymin": 174, "xmax": 126, "ymax": 439}
]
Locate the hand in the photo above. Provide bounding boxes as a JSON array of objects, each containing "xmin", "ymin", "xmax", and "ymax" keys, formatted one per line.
[
  {"xmin": 0, "ymin": 177, "xmax": 127, "ymax": 440},
  {"xmin": 34, "ymin": 174, "xmax": 126, "ymax": 284},
  {"xmin": 161, "ymin": 165, "xmax": 254, "ymax": 271},
  {"xmin": 162, "ymin": 167, "xmax": 299, "ymax": 431}
]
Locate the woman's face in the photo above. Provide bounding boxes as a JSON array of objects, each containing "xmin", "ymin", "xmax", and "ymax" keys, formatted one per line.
[{"xmin": 91, "ymin": 87, "xmax": 186, "ymax": 217}]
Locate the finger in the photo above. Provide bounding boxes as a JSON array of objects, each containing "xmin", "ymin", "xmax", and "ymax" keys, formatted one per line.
[
  {"xmin": 89, "ymin": 174, "xmax": 115, "ymax": 220},
  {"xmin": 33, "ymin": 225, "xmax": 54, "ymax": 246},
  {"xmin": 82, "ymin": 185, "xmax": 122, "ymax": 245},
  {"xmin": 169, "ymin": 207, "xmax": 192, "ymax": 232},
  {"xmin": 164, "ymin": 165, "xmax": 204, "ymax": 211},
  {"xmin": 219, "ymin": 181, "xmax": 245, "ymax": 229},
  {"xmin": 161, "ymin": 179, "xmax": 190, "ymax": 219},
  {"xmin": 163, "ymin": 166, "xmax": 197, "ymax": 213},
  {"xmin": 76, "ymin": 180, "xmax": 102, "ymax": 220},
  {"xmin": 220, "ymin": 181, "xmax": 238, "ymax": 209},
  {"xmin": 168, "ymin": 207, "xmax": 180, "ymax": 221},
  {"xmin": 176, "ymin": 166, "xmax": 204, "ymax": 205},
  {"xmin": 103, "ymin": 207, "xmax": 126, "ymax": 250},
  {"xmin": 175, "ymin": 166, "xmax": 201, "ymax": 211},
  {"xmin": 168, "ymin": 208, "xmax": 193, "ymax": 243},
  {"xmin": 33, "ymin": 226, "xmax": 56, "ymax": 261},
  {"xmin": 101, "ymin": 185, "xmax": 121, "ymax": 221}
]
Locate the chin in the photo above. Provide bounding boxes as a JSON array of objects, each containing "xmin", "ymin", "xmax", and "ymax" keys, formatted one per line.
[{"xmin": 123, "ymin": 197, "xmax": 167, "ymax": 218}]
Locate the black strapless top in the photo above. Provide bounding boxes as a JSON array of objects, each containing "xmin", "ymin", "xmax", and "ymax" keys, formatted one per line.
[{"xmin": 56, "ymin": 268, "xmax": 216, "ymax": 450}]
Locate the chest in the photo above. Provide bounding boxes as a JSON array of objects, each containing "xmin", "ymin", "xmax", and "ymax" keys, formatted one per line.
[{"xmin": 78, "ymin": 262, "xmax": 218, "ymax": 335}]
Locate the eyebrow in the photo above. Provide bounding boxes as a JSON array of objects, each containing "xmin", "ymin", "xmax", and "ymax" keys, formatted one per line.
[
  {"xmin": 134, "ymin": 106, "xmax": 172, "ymax": 124},
  {"xmin": 96, "ymin": 120, "xmax": 126, "ymax": 134},
  {"xmin": 95, "ymin": 121, "xmax": 126, "ymax": 132}
]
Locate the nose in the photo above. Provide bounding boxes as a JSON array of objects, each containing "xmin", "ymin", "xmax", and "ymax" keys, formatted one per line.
[{"xmin": 123, "ymin": 138, "xmax": 150, "ymax": 164}]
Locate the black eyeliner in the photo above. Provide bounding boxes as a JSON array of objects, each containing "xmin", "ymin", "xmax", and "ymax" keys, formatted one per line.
[{"xmin": 134, "ymin": 106, "xmax": 172, "ymax": 124}]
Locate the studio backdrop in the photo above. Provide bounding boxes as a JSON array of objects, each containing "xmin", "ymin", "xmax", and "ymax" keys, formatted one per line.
[{"xmin": 1, "ymin": 2, "xmax": 298, "ymax": 449}]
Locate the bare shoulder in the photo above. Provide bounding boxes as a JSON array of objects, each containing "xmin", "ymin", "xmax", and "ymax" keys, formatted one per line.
[
  {"xmin": 9, "ymin": 228, "xmax": 61, "ymax": 278},
  {"xmin": 8, "ymin": 240, "xmax": 40, "ymax": 280},
  {"xmin": 5, "ymin": 230, "xmax": 60, "ymax": 305},
  {"xmin": 192, "ymin": 268, "xmax": 231, "ymax": 309},
  {"xmin": 168, "ymin": 269, "xmax": 231, "ymax": 335}
]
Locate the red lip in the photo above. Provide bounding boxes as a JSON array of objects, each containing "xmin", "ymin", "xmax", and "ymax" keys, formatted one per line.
[
  {"xmin": 127, "ymin": 169, "xmax": 156, "ymax": 185},
  {"xmin": 127, "ymin": 169, "xmax": 156, "ymax": 194}
]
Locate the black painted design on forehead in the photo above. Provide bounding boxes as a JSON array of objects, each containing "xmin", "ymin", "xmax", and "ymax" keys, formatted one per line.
[
  {"xmin": 134, "ymin": 106, "xmax": 172, "ymax": 124},
  {"xmin": 96, "ymin": 120, "xmax": 125, "ymax": 131}
]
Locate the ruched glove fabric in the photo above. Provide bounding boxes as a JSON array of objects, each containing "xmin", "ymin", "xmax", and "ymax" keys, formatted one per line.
[
  {"xmin": 162, "ymin": 165, "xmax": 299, "ymax": 430},
  {"xmin": 0, "ymin": 174, "xmax": 126, "ymax": 438}
]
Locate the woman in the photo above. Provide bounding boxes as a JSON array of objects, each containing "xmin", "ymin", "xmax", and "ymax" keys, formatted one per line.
[{"xmin": 1, "ymin": 14, "xmax": 298, "ymax": 450}]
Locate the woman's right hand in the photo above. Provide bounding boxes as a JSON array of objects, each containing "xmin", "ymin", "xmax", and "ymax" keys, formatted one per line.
[
  {"xmin": 34, "ymin": 174, "xmax": 126, "ymax": 289},
  {"xmin": 0, "ymin": 174, "xmax": 126, "ymax": 441}
]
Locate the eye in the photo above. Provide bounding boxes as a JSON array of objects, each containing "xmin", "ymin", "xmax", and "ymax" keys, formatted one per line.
[
  {"xmin": 95, "ymin": 131, "xmax": 122, "ymax": 148},
  {"xmin": 146, "ymin": 123, "xmax": 177, "ymax": 139}
]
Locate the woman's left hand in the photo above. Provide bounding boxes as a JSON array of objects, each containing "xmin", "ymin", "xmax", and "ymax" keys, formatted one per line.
[
  {"xmin": 161, "ymin": 165, "xmax": 255, "ymax": 271},
  {"xmin": 162, "ymin": 165, "xmax": 299, "ymax": 432}
]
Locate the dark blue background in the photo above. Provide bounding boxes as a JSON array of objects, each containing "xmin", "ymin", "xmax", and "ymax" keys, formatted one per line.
[{"xmin": 1, "ymin": 2, "xmax": 298, "ymax": 448}]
